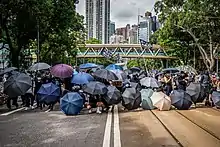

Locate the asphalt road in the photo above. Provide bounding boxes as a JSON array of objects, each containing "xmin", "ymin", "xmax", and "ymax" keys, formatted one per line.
[
  {"xmin": 1, "ymin": 104, "xmax": 220, "ymax": 147},
  {"xmin": 0, "ymin": 106, "xmax": 107, "ymax": 147}
]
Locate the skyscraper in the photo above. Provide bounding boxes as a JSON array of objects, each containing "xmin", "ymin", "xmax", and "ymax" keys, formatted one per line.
[
  {"xmin": 85, "ymin": 0, "xmax": 110, "ymax": 44},
  {"xmin": 110, "ymin": 21, "xmax": 115, "ymax": 36}
]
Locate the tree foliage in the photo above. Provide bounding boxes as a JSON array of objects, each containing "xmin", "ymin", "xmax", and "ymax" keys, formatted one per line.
[
  {"xmin": 0, "ymin": 0, "xmax": 84, "ymax": 67},
  {"xmin": 154, "ymin": 0, "xmax": 220, "ymax": 71}
]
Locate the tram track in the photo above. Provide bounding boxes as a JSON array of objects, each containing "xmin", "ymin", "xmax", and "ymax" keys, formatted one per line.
[
  {"xmin": 151, "ymin": 109, "xmax": 220, "ymax": 147},
  {"xmin": 175, "ymin": 110, "xmax": 220, "ymax": 141},
  {"xmin": 150, "ymin": 110, "xmax": 183, "ymax": 147}
]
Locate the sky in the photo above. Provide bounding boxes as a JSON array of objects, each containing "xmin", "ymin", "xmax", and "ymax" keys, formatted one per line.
[{"xmin": 76, "ymin": 0, "xmax": 157, "ymax": 28}]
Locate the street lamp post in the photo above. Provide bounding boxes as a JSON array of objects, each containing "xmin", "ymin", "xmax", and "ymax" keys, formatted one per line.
[{"xmin": 37, "ymin": 19, "xmax": 40, "ymax": 63}]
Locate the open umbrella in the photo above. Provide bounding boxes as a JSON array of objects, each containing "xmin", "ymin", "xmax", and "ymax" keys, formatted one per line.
[
  {"xmin": 60, "ymin": 92, "xmax": 84, "ymax": 115},
  {"xmin": 4, "ymin": 73, "xmax": 31, "ymax": 97},
  {"xmin": 140, "ymin": 77, "xmax": 160, "ymax": 88},
  {"xmin": 162, "ymin": 68, "xmax": 179, "ymax": 73},
  {"xmin": 0, "ymin": 67, "xmax": 17, "ymax": 75},
  {"xmin": 50, "ymin": 64, "xmax": 73, "ymax": 78},
  {"xmin": 93, "ymin": 69, "xmax": 118, "ymax": 81},
  {"xmin": 130, "ymin": 82, "xmax": 142, "ymax": 91},
  {"xmin": 106, "ymin": 64, "xmax": 123, "ymax": 71},
  {"xmin": 104, "ymin": 86, "xmax": 121, "ymax": 105},
  {"xmin": 82, "ymin": 81, "xmax": 107, "ymax": 95},
  {"xmin": 37, "ymin": 82, "xmax": 60, "ymax": 104},
  {"xmin": 170, "ymin": 90, "xmax": 193, "ymax": 110},
  {"xmin": 122, "ymin": 88, "xmax": 141, "ymax": 110},
  {"xmin": 211, "ymin": 91, "xmax": 220, "ymax": 107},
  {"xmin": 140, "ymin": 89, "xmax": 154, "ymax": 110},
  {"xmin": 79, "ymin": 63, "xmax": 98, "ymax": 69},
  {"xmin": 186, "ymin": 83, "xmax": 205, "ymax": 103},
  {"xmin": 176, "ymin": 65, "xmax": 197, "ymax": 74},
  {"xmin": 110, "ymin": 70, "xmax": 127, "ymax": 81},
  {"xmin": 71, "ymin": 72, "xmax": 94, "ymax": 85},
  {"xmin": 29, "ymin": 62, "xmax": 51, "ymax": 71},
  {"xmin": 150, "ymin": 92, "xmax": 171, "ymax": 111},
  {"xmin": 130, "ymin": 67, "xmax": 141, "ymax": 73}
]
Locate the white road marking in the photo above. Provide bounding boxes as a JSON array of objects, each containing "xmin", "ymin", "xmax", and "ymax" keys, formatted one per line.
[
  {"xmin": 114, "ymin": 105, "xmax": 121, "ymax": 147},
  {"xmin": 102, "ymin": 106, "xmax": 112, "ymax": 147},
  {"xmin": 1, "ymin": 107, "xmax": 25, "ymax": 116},
  {"xmin": 45, "ymin": 109, "xmax": 51, "ymax": 113},
  {"xmin": 1, "ymin": 103, "xmax": 37, "ymax": 116}
]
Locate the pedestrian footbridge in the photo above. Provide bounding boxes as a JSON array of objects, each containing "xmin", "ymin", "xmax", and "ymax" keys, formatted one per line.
[{"xmin": 76, "ymin": 44, "xmax": 177, "ymax": 59}]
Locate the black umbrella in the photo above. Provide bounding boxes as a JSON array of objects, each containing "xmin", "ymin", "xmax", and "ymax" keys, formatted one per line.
[
  {"xmin": 104, "ymin": 86, "xmax": 121, "ymax": 105},
  {"xmin": 130, "ymin": 67, "xmax": 141, "ymax": 72},
  {"xmin": 4, "ymin": 73, "xmax": 32, "ymax": 97},
  {"xmin": 211, "ymin": 91, "xmax": 220, "ymax": 107},
  {"xmin": 0, "ymin": 67, "xmax": 17, "ymax": 75},
  {"xmin": 186, "ymin": 83, "xmax": 205, "ymax": 103},
  {"xmin": 122, "ymin": 88, "xmax": 142, "ymax": 110},
  {"xmin": 130, "ymin": 82, "xmax": 142, "ymax": 91},
  {"xmin": 170, "ymin": 90, "xmax": 193, "ymax": 110},
  {"xmin": 82, "ymin": 81, "xmax": 107, "ymax": 95},
  {"xmin": 93, "ymin": 69, "xmax": 118, "ymax": 81}
]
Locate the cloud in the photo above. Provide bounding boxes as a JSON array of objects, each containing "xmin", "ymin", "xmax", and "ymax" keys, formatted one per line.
[{"xmin": 76, "ymin": 0, "xmax": 157, "ymax": 27}]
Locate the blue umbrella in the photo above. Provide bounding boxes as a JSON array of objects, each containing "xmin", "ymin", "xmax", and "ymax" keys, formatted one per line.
[
  {"xmin": 60, "ymin": 92, "xmax": 84, "ymax": 115},
  {"xmin": 37, "ymin": 82, "xmax": 60, "ymax": 104},
  {"xmin": 71, "ymin": 72, "xmax": 94, "ymax": 85},
  {"xmin": 106, "ymin": 64, "xmax": 123, "ymax": 71},
  {"xmin": 79, "ymin": 63, "xmax": 98, "ymax": 69}
]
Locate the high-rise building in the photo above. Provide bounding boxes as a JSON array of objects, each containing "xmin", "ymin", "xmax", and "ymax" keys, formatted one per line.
[
  {"xmin": 115, "ymin": 24, "xmax": 130, "ymax": 43},
  {"xmin": 85, "ymin": 0, "xmax": 110, "ymax": 43},
  {"xmin": 109, "ymin": 35, "xmax": 125, "ymax": 44},
  {"xmin": 110, "ymin": 21, "xmax": 115, "ymax": 37},
  {"xmin": 129, "ymin": 25, "xmax": 138, "ymax": 44}
]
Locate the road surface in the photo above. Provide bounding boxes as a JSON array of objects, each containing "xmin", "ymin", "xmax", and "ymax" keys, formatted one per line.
[{"xmin": 0, "ymin": 104, "xmax": 220, "ymax": 147}]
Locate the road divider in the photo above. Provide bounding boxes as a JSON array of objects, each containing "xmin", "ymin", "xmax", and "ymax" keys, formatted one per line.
[{"xmin": 102, "ymin": 106, "xmax": 112, "ymax": 147}]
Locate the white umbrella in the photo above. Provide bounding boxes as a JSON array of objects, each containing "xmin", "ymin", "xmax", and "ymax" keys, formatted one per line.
[
  {"xmin": 29, "ymin": 62, "xmax": 51, "ymax": 71},
  {"xmin": 150, "ymin": 92, "xmax": 171, "ymax": 111}
]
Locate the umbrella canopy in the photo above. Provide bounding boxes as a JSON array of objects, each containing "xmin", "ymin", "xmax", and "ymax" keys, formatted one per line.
[
  {"xmin": 79, "ymin": 63, "xmax": 98, "ymax": 69},
  {"xmin": 93, "ymin": 69, "xmax": 118, "ymax": 81},
  {"xmin": 37, "ymin": 82, "xmax": 60, "ymax": 104},
  {"xmin": 50, "ymin": 64, "xmax": 73, "ymax": 78},
  {"xmin": 29, "ymin": 62, "xmax": 51, "ymax": 71},
  {"xmin": 186, "ymin": 83, "xmax": 205, "ymax": 103},
  {"xmin": 176, "ymin": 65, "xmax": 197, "ymax": 74},
  {"xmin": 130, "ymin": 67, "xmax": 141, "ymax": 73},
  {"xmin": 4, "ymin": 73, "xmax": 31, "ymax": 97},
  {"xmin": 130, "ymin": 82, "xmax": 142, "ymax": 91},
  {"xmin": 0, "ymin": 67, "xmax": 17, "ymax": 75},
  {"xmin": 162, "ymin": 68, "xmax": 179, "ymax": 73},
  {"xmin": 110, "ymin": 70, "xmax": 127, "ymax": 81},
  {"xmin": 211, "ymin": 91, "xmax": 220, "ymax": 107},
  {"xmin": 104, "ymin": 86, "xmax": 121, "ymax": 105},
  {"xmin": 150, "ymin": 92, "xmax": 171, "ymax": 111},
  {"xmin": 82, "ymin": 81, "xmax": 107, "ymax": 95},
  {"xmin": 60, "ymin": 92, "xmax": 84, "ymax": 115},
  {"xmin": 106, "ymin": 64, "xmax": 123, "ymax": 71},
  {"xmin": 140, "ymin": 89, "xmax": 154, "ymax": 110},
  {"xmin": 122, "ymin": 88, "xmax": 141, "ymax": 110},
  {"xmin": 71, "ymin": 72, "xmax": 94, "ymax": 85},
  {"xmin": 170, "ymin": 90, "xmax": 193, "ymax": 110},
  {"xmin": 140, "ymin": 77, "xmax": 160, "ymax": 88}
]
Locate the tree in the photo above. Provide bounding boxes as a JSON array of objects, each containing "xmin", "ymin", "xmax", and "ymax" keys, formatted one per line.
[
  {"xmin": 154, "ymin": 0, "xmax": 220, "ymax": 71},
  {"xmin": 0, "ymin": 0, "xmax": 84, "ymax": 67}
]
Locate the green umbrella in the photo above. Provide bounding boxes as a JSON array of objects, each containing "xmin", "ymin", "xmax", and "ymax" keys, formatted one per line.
[{"xmin": 140, "ymin": 89, "xmax": 154, "ymax": 110}]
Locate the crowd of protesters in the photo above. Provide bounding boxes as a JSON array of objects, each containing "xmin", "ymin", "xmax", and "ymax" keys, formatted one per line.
[{"xmin": 1, "ymin": 67, "xmax": 220, "ymax": 113}]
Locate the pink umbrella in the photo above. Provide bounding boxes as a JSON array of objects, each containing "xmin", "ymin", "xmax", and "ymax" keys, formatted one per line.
[{"xmin": 50, "ymin": 64, "xmax": 73, "ymax": 78}]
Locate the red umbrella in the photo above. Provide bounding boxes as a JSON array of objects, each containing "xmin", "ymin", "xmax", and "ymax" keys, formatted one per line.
[{"xmin": 50, "ymin": 64, "xmax": 73, "ymax": 78}]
